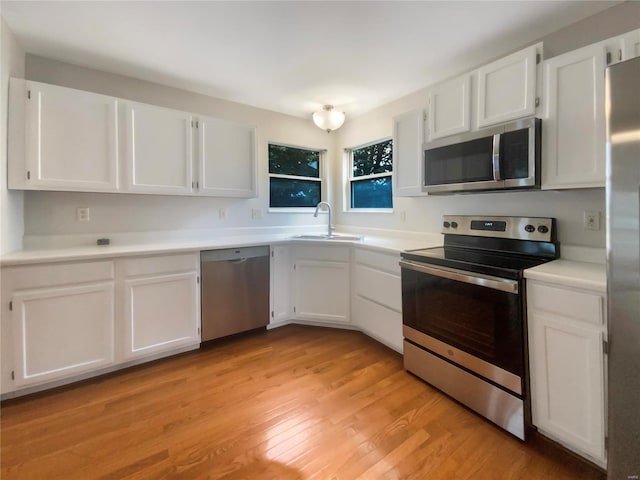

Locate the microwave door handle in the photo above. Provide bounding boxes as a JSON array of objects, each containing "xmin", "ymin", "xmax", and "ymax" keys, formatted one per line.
[
  {"xmin": 492, "ymin": 133, "xmax": 502, "ymax": 181},
  {"xmin": 399, "ymin": 260, "xmax": 519, "ymax": 294}
]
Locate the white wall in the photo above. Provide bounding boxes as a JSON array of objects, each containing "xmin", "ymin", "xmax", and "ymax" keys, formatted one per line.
[
  {"xmin": 22, "ymin": 55, "xmax": 335, "ymax": 237},
  {"xmin": 0, "ymin": 18, "xmax": 25, "ymax": 254}
]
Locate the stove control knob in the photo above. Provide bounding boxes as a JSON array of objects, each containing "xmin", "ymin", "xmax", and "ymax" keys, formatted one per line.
[
  {"xmin": 450, "ymin": 221, "xmax": 458, "ymax": 228},
  {"xmin": 443, "ymin": 221, "xmax": 451, "ymax": 228},
  {"xmin": 538, "ymin": 225, "xmax": 549, "ymax": 234},
  {"xmin": 524, "ymin": 224, "xmax": 535, "ymax": 233}
]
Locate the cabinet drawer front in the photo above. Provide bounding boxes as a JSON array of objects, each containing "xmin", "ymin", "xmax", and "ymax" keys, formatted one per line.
[
  {"xmin": 353, "ymin": 296, "xmax": 402, "ymax": 352},
  {"xmin": 6, "ymin": 261, "xmax": 114, "ymax": 290},
  {"xmin": 122, "ymin": 253, "xmax": 199, "ymax": 277},
  {"xmin": 294, "ymin": 246, "xmax": 349, "ymax": 262},
  {"xmin": 528, "ymin": 282, "xmax": 604, "ymax": 325},
  {"xmin": 354, "ymin": 248, "xmax": 400, "ymax": 275},
  {"xmin": 354, "ymin": 264, "xmax": 401, "ymax": 312}
]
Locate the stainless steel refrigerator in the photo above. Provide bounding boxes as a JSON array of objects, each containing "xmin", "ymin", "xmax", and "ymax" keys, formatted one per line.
[{"xmin": 606, "ymin": 55, "xmax": 640, "ymax": 479}]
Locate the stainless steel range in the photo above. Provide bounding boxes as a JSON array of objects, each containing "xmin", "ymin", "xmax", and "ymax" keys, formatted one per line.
[{"xmin": 400, "ymin": 215, "xmax": 559, "ymax": 440}]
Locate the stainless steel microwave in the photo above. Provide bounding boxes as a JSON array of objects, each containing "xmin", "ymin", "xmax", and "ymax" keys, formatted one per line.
[{"xmin": 423, "ymin": 117, "xmax": 541, "ymax": 194}]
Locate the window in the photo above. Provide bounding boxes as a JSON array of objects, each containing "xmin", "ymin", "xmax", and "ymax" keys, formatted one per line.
[
  {"xmin": 348, "ymin": 139, "xmax": 393, "ymax": 209},
  {"xmin": 269, "ymin": 144, "xmax": 322, "ymax": 208}
]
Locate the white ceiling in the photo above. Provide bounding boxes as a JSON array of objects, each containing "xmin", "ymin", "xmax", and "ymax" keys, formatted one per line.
[{"xmin": 1, "ymin": 1, "xmax": 620, "ymax": 119}]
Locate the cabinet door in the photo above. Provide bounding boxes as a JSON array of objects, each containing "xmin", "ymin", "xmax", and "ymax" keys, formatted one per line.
[
  {"xmin": 197, "ymin": 117, "xmax": 257, "ymax": 197},
  {"xmin": 476, "ymin": 44, "xmax": 539, "ymax": 127},
  {"xmin": 123, "ymin": 271, "xmax": 199, "ymax": 360},
  {"xmin": 270, "ymin": 246, "xmax": 291, "ymax": 324},
  {"xmin": 542, "ymin": 43, "xmax": 607, "ymax": 189},
  {"xmin": 428, "ymin": 74, "xmax": 471, "ymax": 140},
  {"xmin": 621, "ymin": 28, "xmax": 640, "ymax": 60},
  {"xmin": 393, "ymin": 109, "xmax": 425, "ymax": 197},
  {"xmin": 125, "ymin": 102, "xmax": 193, "ymax": 194},
  {"xmin": 294, "ymin": 260, "xmax": 349, "ymax": 323},
  {"xmin": 11, "ymin": 282, "xmax": 115, "ymax": 387},
  {"xmin": 22, "ymin": 81, "xmax": 119, "ymax": 192},
  {"xmin": 529, "ymin": 311, "xmax": 605, "ymax": 462}
]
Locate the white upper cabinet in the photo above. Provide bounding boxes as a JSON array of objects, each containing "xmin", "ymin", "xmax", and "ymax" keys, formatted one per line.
[
  {"xmin": 197, "ymin": 117, "xmax": 257, "ymax": 197},
  {"xmin": 427, "ymin": 74, "xmax": 471, "ymax": 140},
  {"xmin": 392, "ymin": 109, "xmax": 425, "ymax": 197},
  {"xmin": 476, "ymin": 43, "xmax": 540, "ymax": 127},
  {"xmin": 542, "ymin": 41, "xmax": 609, "ymax": 189},
  {"xmin": 621, "ymin": 28, "xmax": 640, "ymax": 60},
  {"xmin": 124, "ymin": 102, "xmax": 194, "ymax": 195},
  {"xmin": 9, "ymin": 79, "xmax": 120, "ymax": 192}
]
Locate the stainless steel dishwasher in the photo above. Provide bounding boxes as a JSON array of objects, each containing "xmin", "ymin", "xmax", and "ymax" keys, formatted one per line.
[{"xmin": 200, "ymin": 246, "xmax": 270, "ymax": 341}]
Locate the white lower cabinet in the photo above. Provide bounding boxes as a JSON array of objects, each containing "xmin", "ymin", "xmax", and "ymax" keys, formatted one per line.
[
  {"xmin": 270, "ymin": 245, "xmax": 291, "ymax": 325},
  {"xmin": 2, "ymin": 260, "xmax": 116, "ymax": 390},
  {"xmin": 352, "ymin": 248, "xmax": 403, "ymax": 352},
  {"xmin": 121, "ymin": 253, "xmax": 200, "ymax": 360},
  {"xmin": 527, "ymin": 280, "xmax": 607, "ymax": 467},
  {"xmin": 292, "ymin": 246, "xmax": 350, "ymax": 324}
]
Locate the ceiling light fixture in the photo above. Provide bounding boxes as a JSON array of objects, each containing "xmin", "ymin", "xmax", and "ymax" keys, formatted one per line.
[{"xmin": 312, "ymin": 105, "xmax": 345, "ymax": 133}]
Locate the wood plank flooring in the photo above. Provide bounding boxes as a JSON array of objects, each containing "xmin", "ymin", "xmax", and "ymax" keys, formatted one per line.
[{"xmin": 1, "ymin": 325, "xmax": 604, "ymax": 480}]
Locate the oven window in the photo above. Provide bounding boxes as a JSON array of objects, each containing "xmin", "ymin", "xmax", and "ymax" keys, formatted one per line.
[{"xmin": 402, "ymin": 268, "xmax": 523, "ymax": 376}]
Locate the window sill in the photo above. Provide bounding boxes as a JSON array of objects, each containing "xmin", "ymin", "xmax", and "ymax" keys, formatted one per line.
[{"xmin": 344, "ymin": 208, "xmax": 394, "ymax": 214}]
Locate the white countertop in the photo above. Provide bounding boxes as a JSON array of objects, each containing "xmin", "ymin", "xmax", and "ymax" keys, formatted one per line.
[
  {"xmin": 0, "ymin": 231, "xmax": 439, "ymax": 267},
  {"xmin": 524, "ymin": 259, "xmax": 606, "ymax": 292}
]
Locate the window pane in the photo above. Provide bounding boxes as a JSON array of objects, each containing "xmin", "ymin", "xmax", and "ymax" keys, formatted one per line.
[
  {"xmin": 269, "ymin": 144, "xmax": 320, "ymax": 177},
  {"xmin": 351, "ymin": 176, "xmax": 392, "ymax": 209},
  {"xmin": 270, "ymin": 178, "xmax": 321, "ymax": 208},
  {"xmin": 352, "ymin": 139, "xmax": 393, "ymax": 178}
]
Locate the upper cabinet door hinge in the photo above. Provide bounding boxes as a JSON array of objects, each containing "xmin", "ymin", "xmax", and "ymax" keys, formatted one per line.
[
  {"xmin": 271, "ymin": 310, "xmax": 274, "ymax": 318},
  {"xmin": 536, "ymin": 53, "xmax": 541, "ymax": 65},
  {"xmin": 8, "ymin": 301, "xmax": 13, "ymax": 311},
  {"xmin": 618, "ymin": 49, "xmax": 622, "ymax": 62},
  {"xmin": 606, "ymin": 51, "xmax": 612, "ymax": 65},
  {"xmin": 26, "ymin": 171, "xmax": 31, "ymax": 180},
  {"xmin": 271, "ymin": 250, "xmax": 274, "ymax": 258},
  {"xmin": 197, "ymin": 276, "xmax": 200, "ymax": 284},
  {"xmin": 11, "ymin": 371, "xmax": 15, "ymax": 381},
  {"xmin": 535, "ymin": 97, "xmax": 540, "ymax": 108},
  {"xmin": 196, "ymin": 121, "xmax": 199, "ymax": 128},
  {"xmin": 27, "ymin": 90, "xmax": 31, "ymax": 99},
  {"xmin": 603, "ymin": 339, "xmax": 609, "ymax": 355}
]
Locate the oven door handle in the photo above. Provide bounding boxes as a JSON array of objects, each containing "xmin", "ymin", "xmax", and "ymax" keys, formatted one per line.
[{"xmin": 399, "ymin": 260, "xmax": 519, "ymax": 294}]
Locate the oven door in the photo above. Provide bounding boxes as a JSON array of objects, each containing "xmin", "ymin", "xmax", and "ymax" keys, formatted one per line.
[{"xmin": 400, "ymin": 259, "xmax": 524, "ymax": 394}]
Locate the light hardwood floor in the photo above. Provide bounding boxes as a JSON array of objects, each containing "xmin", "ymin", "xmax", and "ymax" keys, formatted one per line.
[{"xmin": 1, "ymin": 325, "xmax": 604, "ymax": 480}]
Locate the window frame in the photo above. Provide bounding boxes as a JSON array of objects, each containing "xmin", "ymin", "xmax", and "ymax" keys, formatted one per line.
[
  {"xmin": 344, "ymin": 137, "xmax": 394, "ymax": 213},
  {"xmin": 268, "ymin": 142, "xmax": 326, "ymax": 212}
]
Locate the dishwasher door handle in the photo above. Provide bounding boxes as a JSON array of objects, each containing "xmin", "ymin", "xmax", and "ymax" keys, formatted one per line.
[{"xmin": 229, "ymin": 258, "xmax": 248, "ymax": 264}]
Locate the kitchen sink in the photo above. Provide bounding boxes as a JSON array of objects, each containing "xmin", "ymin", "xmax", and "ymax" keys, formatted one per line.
[{"xmin": 291, "ymin": 234, "xmax": 363, "ymax": 241}]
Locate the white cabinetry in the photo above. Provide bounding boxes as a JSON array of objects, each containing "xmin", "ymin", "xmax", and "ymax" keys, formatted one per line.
[
  {"xmin": 124, "ymin": 102, "xmax": 194, "ymax": 195},
  {"xmin": 476, "ymin": 43, "xmax": 541, "ymax": 127},
  {"xmin": 527, "ymin": 280, "xmax": 607, "ymax": 466},
  {"xmin": 292, "ymin": 246, "xmax": 350, "ymax": 324},
  {"xmin": 427, "ymin": 74, "xmax": 471, "ymax": 140},
  {"xmin": 392, "ymin": 109, "xmax": 425, "ymax": 196},
  {"xmin": 270, "ymin": 245, "xmax": 292, "ymax": 325},
  {"xmin": 542, "ymin": 42, "xmax": 609, "ymax": 189},
  {"xmin": 352, "ymin": 248, "xmax": 402, "ymax": 352},
  {"xmin": 121, "ymin": 253, "xmax": 200, "ymax": 360},
  {"xmin": 2, "ymin": 261, "xmax": 115, "ymax": 390},
  {"xmin": 9, "ymin": 79, "xmax": 119, "ymax": 192},
  {"xmin": 621, "ymin": 28, "xmax": 640, "ymax": 60},
  {"xmin": 197, "ymin": 117, "xmax": 257, "ymax": 197}
]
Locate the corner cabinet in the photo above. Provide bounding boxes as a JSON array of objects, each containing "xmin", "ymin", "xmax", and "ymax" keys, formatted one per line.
[
  {"xmin": 9, "ymin": 79, "xmax": 120, "ymax": 192},
  {"xmin": 392, "ymin": 109, "xmax": 425, "ymax": 197},
  {"xmin": 476, "ymin": 43, "xmax": 541, "ymax": 128},
  {"xmin": 292, "ymin": 246, "xmax": 350, "ymax": 324},
  {"xmin": 270, "ymin": 245, "xmax": 291, "ymax": 325},
  {"xmin": 527, "ymin": 280, "xmax": 607, "ymax": 467},
  {"xmin": 8, "ymin": 79, "xmax": 257, "ymax": 198}
]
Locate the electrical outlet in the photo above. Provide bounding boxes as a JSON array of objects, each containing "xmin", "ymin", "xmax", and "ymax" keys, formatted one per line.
[
  {"xmin": 76, "ymin": 207, "xmax": 90, "ymax": 222},
  {"xmin": 219, "ymin": 208, "xmax": 227, "ymax": 220},
  {"xmin": 252, "ymin": 208, "xmax": 262, "ymax": 220},
  {"xmin": 584, "ymin": 211, "xmax": 600, "ymax": 231}
]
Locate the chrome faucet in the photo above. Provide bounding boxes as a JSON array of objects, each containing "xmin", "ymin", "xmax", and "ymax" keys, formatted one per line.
[{"xmin": 313, "ymin": 201, "xmax": 334, "ymax": 237}]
